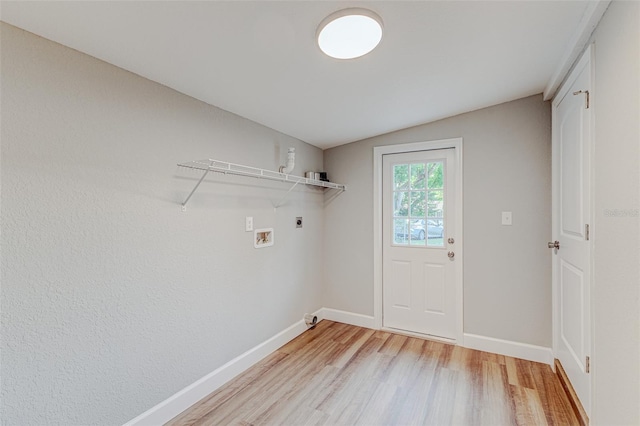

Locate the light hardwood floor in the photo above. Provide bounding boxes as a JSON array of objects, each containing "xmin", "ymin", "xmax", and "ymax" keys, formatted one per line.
[{"xmin": 168, "ymin": 321, "xmax": 578, "ymax": 425}]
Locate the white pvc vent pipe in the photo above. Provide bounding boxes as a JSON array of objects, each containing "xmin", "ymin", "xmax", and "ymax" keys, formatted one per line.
[{"xmin": 279, "ymin": 147, "xmax": 295, "ymax": 174}]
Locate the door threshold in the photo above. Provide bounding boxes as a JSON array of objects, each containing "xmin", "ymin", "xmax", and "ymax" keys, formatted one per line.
[{"xmin": 381, "ymin": 326, "xmax": 456, "ymax": 345}]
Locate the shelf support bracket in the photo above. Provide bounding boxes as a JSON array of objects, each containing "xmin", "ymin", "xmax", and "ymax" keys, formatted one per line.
[
  {"xmin": 273, "ymin": 180, "xmax": 300, "ymax": 209},
  {"xmin": 177, "ymin": 158, "xmax": 345, "ymax": 209},
  {"xmin": 181, "ymin": 169, "xmax": 210, "ymax": 211}
]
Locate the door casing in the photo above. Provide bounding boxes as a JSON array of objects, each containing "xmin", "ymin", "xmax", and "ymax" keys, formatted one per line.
[
  {"xmin": 373, "ymin": 138, "xmax": 464, "ymax": 343},
  {"xmin": 551, "ymin": 44, "xmax": 595, "ymax": 417}
]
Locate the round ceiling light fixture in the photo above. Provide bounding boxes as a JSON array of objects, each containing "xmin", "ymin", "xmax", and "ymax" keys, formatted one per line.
[{"xmin": 317, "ymin": 8, "xmax": 383, "ymax": 60}]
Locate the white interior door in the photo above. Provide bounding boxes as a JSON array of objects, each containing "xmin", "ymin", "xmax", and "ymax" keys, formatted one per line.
[
  {"xmin": 552, "ymin": 48, "xmax": 592, "ymax": 416},
  {"xmin": 382, "ymin": 149, "xmax": 457, "ymax": 339}
]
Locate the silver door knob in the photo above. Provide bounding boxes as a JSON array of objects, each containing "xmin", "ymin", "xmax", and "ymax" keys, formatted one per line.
[
  {"xmin": 448, "ymin": 251, "xmax": 455, "ymax": 258},
  {"xmin": 548, "ymin": 241, "xmax": 560, "ymax": 249}
]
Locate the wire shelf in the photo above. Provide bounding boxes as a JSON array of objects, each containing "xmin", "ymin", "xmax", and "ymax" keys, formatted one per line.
[{"xmin": 177, "ymin": 158, "xmax": 346, "ymax": 209}]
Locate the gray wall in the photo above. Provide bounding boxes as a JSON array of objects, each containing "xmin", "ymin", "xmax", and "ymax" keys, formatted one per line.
[
  {"xmin": 324, "ymin": 95, "xmax": 552, "ymax": 347},
  {"xmin": 3, "ymin": 1, "xmax": 638, "ymax": 424},
  {"xmin": 589, "ymin": 2, "xmax": 640, "ymax": 424},
  {"xmin": 1, "ymin": 23, "xmax": 326, "ymax": 425}
]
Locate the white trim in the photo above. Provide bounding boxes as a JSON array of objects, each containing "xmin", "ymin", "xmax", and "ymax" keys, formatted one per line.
[
  {"xmin": 123, "ymin": 310, "xmax": 322, "ymax": 426},
  {"xmin": 552, "ymin": 46, "xmax": 593, "ymax": 108},
  {"xmin": 373, "ymin": 138, "xmax": 464, "ymax": 343},
  {"xmin": 551, "ymin": 44, "xmax": 596, "ymax": 418},
  {"xmin": 463, "ymin": 333, "xmax": 554, "ymax": 367},
  {"xmin": 321, "ymin": 307, "xmax": 376, "ymax": 329},
  {"xmin": 587, "ymin": 43, "xmax": 597, "ymax": 423},
  {"xmin": 125, "ymin": 307, "xmax": 555, "ymax": 425},
  {"xmin": 552, "ymin": 45, "xmax": 594, "ymax": 359},
  {"xmin": 382, "ymin": 327, "xmax": 456, "ymax": 345},
  {"xmin": 543, "ymin": 1, "xmax": 610, "ymax": 100}
]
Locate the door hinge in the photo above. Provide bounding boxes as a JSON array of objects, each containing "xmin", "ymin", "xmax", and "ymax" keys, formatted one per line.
[
  {"xmin": 586, "ymin": 91, "xmax": 590, "ymax": 109},
  {"xmin": 585, "ymin": 224, "xmax": 590, "ymax": 241},
  {"xmin": 586, "ymin": 356, "xmax": 590, "ymax": 373},
  {"xmin": 573, "ymin": 90, "xmax": 590, "ymax": 109}
]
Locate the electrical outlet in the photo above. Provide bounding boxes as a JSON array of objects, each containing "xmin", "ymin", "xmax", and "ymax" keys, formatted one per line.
[
  {"xmin": 245, "ymin": 216, "xmax": 253, "ymax": 232},
  {"xmin": 502, "ymin": 211, "xmax": 512, "ymax": 226}
]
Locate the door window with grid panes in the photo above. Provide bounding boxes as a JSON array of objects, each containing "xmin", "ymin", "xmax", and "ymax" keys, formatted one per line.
[{"xmin": 392, "ymin": 161, "xmax": 445, "ymax": 247}]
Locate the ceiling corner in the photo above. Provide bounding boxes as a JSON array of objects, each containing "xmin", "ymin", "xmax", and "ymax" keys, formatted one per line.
[{"xmin": 543, "ymin": 0, "xmax": 611, "ymax": 100}]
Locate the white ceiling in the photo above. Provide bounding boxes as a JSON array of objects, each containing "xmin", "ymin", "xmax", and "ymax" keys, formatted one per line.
[{"xmin": 1, "ymin": 1, "xmax": 600, "ymax": 149}]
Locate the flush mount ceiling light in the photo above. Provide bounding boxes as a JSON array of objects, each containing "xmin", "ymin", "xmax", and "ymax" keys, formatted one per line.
[{"xmin": 317, "ymin": 8, "xmax": 383, "ymax": 60}]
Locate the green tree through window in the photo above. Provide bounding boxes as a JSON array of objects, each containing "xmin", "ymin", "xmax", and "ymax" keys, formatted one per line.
[
  {"xmin": 394, "ymin": 162, "xmax": 443, "ymax": 218},
  {"xmin": 393, "ymin": 160, "xmax": 445, "ymax": 246}
]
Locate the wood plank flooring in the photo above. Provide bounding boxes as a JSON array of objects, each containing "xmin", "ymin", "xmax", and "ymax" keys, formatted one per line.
[{"xmin": 167, "ymin": 321, "xmax": 578, "ymax": 425}]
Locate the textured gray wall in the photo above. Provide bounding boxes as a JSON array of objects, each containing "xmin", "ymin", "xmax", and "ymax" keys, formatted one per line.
[
  {"xmin": 324, "ymin": 94, "xmax": 552, "ymax": 347},
  {"xmin": 4, "ymin": 2, "xmax": 638, "ymax": 423},
  {"xmin": 588, "ymin": 2, "xmax": 640, "ymax": 423},
  {"xmin": 1, "ymin": 23, "xmax": 325, "ymax": 425}
]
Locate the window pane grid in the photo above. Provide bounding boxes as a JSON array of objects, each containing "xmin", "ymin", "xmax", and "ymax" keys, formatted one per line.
[{"xmin": 392, "ymin": 161, "xmax": 445, "ymax": 247}]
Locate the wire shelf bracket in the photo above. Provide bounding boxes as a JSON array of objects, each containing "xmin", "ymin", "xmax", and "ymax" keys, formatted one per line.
[{"xmin": 177, "ymin": 158, "xmax": 346, "ymax": 210}]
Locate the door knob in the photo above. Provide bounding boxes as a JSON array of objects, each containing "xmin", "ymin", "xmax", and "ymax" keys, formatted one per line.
[
  {"xmin": 548, "ymin": 241, "xmax": 560, "ymax": 249},
  {"xmin": 448, "ymin": 251, "xmax": 455, "ymax": 258}
]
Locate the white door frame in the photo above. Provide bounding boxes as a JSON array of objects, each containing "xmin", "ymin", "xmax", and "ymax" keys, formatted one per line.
[
  {"xmin": 373, "ymin": 138, "xmax": 464, "ymax": 343},
  {"xmin": 551, "ymin": 44, "xmax": 595, "ymax": 416}
]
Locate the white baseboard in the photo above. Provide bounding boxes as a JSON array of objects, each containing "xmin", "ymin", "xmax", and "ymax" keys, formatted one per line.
[
  {"xmin": 125, "ymin": 309, "xmax": 551, "ymax": 426},
  {"xmin": 319, "ymin": 308, "xmax": 553, "ymax": 368},
  {"xmin": 123, "ymin": 309, "xmax": 322, "ymax": 426},
  {"xmin": 320, "ymin": 308, "xmax": 376, "ymax": 329},
  {"xmin": 463, "ymin": 333, "xmax": 554, "ymax": 366}
]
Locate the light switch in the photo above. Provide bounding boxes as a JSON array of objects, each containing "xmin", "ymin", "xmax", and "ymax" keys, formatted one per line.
[
  {"xmin": 245, "ymin": 216, "xmax": 253, "ymax": 232},
  {"xmin": 502, "ymin": 211, "xmax": 512, "ymax": 226}
]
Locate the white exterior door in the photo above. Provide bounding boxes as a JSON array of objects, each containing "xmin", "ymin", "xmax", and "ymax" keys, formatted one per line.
[
  {"xmin": 382, "ymin": 148, "xmax": 457, "ymax": 339},
  {"xmin": 552, "ymin": 48, "xmax": 592, "ymax": 416}
]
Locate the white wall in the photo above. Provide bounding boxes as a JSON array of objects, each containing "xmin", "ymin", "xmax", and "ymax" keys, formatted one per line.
[
  {"xmin": 588, "ymin": 2, "xmax": 640, "ymax": 424},
  {"xmin": 0, "ymin": 23, "xmax": 326, "ymax": 425},
  {"xmin": 324, "ymin": 95, "xmax": 552, "ymax": 347}
]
